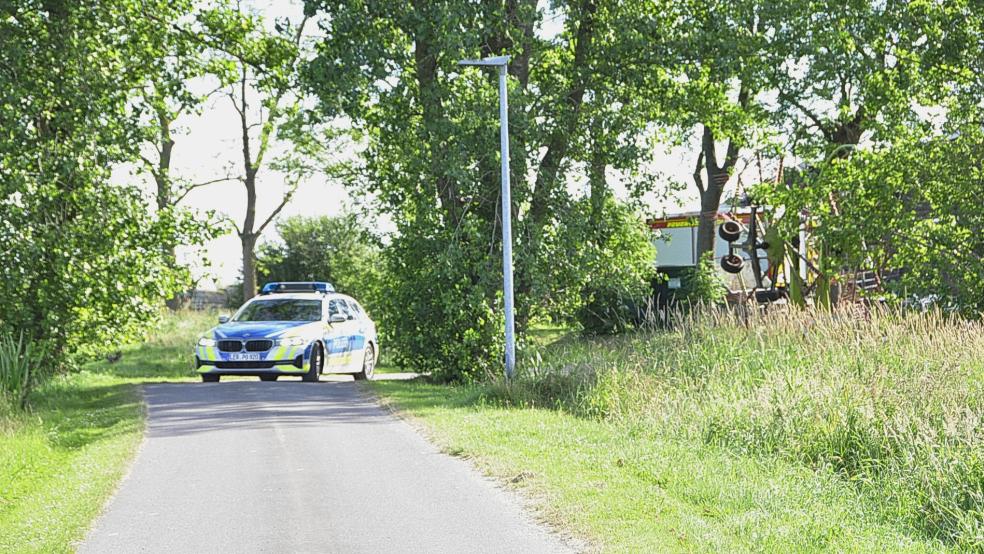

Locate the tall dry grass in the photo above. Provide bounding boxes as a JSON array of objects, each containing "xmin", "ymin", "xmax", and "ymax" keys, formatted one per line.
[{"xmin": 500, "ymin": 306, "xmax": 984, "ymax": 547}]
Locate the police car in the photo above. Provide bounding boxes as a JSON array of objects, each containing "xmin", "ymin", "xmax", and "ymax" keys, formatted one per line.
[{"xmin": 195, "ymin": 282, "xmax": 378, "ymax": 383}]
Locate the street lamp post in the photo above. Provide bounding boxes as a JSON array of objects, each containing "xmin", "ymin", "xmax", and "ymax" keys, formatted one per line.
[{"xmin": 458, "ymin": 55, "xmax": 515, "ymax": 380}]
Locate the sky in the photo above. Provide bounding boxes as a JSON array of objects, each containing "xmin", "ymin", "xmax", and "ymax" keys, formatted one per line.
[{"xmin": 113, "ymin": 1, "xmax": 710, "ymax": 289}]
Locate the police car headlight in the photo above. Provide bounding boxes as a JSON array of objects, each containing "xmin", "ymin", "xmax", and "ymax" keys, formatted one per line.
[
  {"xmin": 276, "ymin": 337, "xmax": 306, "ymax": 346},
  {"xmin": 198, "ymin": 337, "xmax": 216, "ymax": 347}
]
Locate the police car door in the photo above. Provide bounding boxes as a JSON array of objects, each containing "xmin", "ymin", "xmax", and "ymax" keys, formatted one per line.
[
  {"xmin": 341, "ymin": 298, "xmax": 368, "ymax": 371},
  {"xmin": 325, "ymin": 298, "xmax": 352, "ymax": 371}
]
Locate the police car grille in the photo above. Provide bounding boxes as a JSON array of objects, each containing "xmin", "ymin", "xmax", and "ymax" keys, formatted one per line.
[
  {"xmin": 217, "ymin": 340, "xmax": 242, "ymax": 352},
  {"xmin": 245, "ymin": 340, "xmax": 273, "ymax": 352}
]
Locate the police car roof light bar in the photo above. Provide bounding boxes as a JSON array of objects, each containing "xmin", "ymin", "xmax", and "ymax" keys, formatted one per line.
[{"xmin": 260, "ymin": 282, "xmax": 335, "ymax": 295}]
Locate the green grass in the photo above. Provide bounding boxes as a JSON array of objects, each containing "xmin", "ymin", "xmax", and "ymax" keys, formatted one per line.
[
  {"xmin": 0, "ymin": 372, "xmax": 142, "ymax": 552},
  {"xmin": 372, "ymin": 380, "xmax": 941, "ymax": 552},
  {"xmin": 0, "ymin": 310, "xmax": 219, "ymax": 552},
  {"xmin": 83, "ymin": 309, "xmax": 218, "ymax": 382},
  {"xmin": 527, "ymin": 324, "xmax": 570, "ymax": 348},
  {"xmin": 372, "ymin": 307, "xmax": 984, "ymax": 552}
]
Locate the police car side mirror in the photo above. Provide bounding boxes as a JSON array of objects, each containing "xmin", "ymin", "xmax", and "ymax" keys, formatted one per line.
[
  {"xmin": 218, "ymin": 315, "xmax": 230, "ymax": 324},
  {"xmin": 329, "ymin": 314, "xmax": 346, "ymax": 324}
]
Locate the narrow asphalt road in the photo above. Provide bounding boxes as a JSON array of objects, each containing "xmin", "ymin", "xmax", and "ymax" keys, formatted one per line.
[{"xmin": 79, "ymin": 379, "xmax": 571, "ymax": 554}]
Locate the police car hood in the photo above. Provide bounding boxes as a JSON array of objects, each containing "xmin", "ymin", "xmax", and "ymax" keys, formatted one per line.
[{"xmin": 212, "ymin": 320, "xmax": 320, "ymax": 340}]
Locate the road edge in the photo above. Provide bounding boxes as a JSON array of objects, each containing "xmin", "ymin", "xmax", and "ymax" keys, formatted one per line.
[
  {"xmin": 71, "ymin": 383, "xmax": 151, "ymax": 551},
  {"xmin": 359, "ymin": 380, "xmax": 591, "ymax": 553}
]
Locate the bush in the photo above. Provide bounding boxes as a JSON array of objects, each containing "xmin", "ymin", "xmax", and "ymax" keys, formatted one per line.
[
  {"xmin": 375, "ymin": 196, "xmax": 657, "ymax": 380},
  {"xmin": 676, "ymin": 251, "xmax": 726, "ymax": 306},
  {"xmin": 377, "ymin": 219, "xmax": 505, "ymax": 382},
  {"xmin": 255, "ymin": 214, "xmax": 382, "ymax": 306},
  {"xmin": 567, "ymin": 198, "xmax": 657, "ymax": 335}
]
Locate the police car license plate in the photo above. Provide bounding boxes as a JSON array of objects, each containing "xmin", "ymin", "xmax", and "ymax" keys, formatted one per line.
[{"xmin": 229, "ymin": 353, "xmax": 260, "ymax": 362}]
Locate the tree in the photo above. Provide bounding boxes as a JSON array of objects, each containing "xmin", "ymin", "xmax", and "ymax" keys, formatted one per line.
[
  {"xmin": 761, "ymin": 123, "xmax": 984, "ymax": 316},
  {"xmin": 196, "ymin": 4, "xmax": 321, "ymax": 301},
  {"xmin": 756, "ymin": 0, "xmax": 982, "ymax": 306},
  {"xmin": 765, "ymin": 0, "xmax": 950, "ymax": 158},
  {"xmin": 617, "ymin": 0, "xmax": 776, "ymax": 259},
  {"xmin": 255, "ymin": 214, "xmax": 381, "ymax": 308},
  {"xmin": 565, "ymin": 198, "xmax": 657, "ymax": 334},
  {"xmin": 0, "ymin": 0, "xmax": 214, "ymax": 384},
  {"xmin": 584, "ymin": 0, "xmax": 776, "ymax": 263},
  {"xmin": 135, "ymin": 7, "xmax": 235, "ymax": 218},
  {"xmin": 130, "ymin": 2, "xmax": 230, "ymax": 308},
  {"xmin": 302, "ymin": 0, "xmax": 662, "ymax": 378},
  {"xmin": 675, "ymin": 2, "xmax": 765, "ymax": 258}
]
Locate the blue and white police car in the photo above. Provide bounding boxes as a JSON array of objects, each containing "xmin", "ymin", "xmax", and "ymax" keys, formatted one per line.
[{"xmin": 195, "ymin": 282, "xmax": 378, "ymax": 383}]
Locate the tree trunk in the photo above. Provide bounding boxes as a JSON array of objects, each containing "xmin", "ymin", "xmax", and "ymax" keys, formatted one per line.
[
  {"xmin": 588, "ymin": 142, "xmax": 608, "ymax": 233},
  {"xmin": 694, "ymin": 124, "xmax": 739, "ymax": 261},
  {"xmin": 163, "ymin": 243, "xmax": 187, "ymax": 310},
  {"xmin": 528, "ymin": 0, "xmax": 597, "ymax": 229},
  {"xmin": 240, "ymin": 157, "xmax": 259, "ymax": 300},
  {"xmin": 154, "ymin": 107, "xmax": 175, "ymax": 211},
  {"xmin": 152, "ymin": 107, "xmax": 187, "ymax": 310},
  {"xmin": 229, "ymin": 38, "xmax": 305, "ymax": 303},
  {"xmin": 412, "ymin": 0, "xmax": 458, "ymax": 224},
  {"xmin": 695, "ymin": 174, "xmax": 726, "ymax": 257},
  {"xmin": 241, "ymin": 232, "xmax": 258, "ymax": 300},
  {"xmin": 516, "ymin": 0, "xmax": 597, "ymax": 320}
]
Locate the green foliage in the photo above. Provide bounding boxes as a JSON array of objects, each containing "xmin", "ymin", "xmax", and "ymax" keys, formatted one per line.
[
  {"xmin": 375, "ymin": 219, "xmax": 505, "ymax": 382},
  {"xmin": 749, "ymin": 1, "xmax": 984, "ymax": 313},
  {"xmin": 0, "ymin": 1, "xmax": 217, "ymax": 375},
  {"xmin": 0, "ymin": 333, "xmax": 46, "ymax": 410},
  {"xmin": 255, "ymin": 214, "xmax": 382, "ymax": 307},
  {"xmin": 0, "ymin": 373, "xmax": 143, "ymax": 551},
  {"xmin": 566, "ymin": 199, "xmax": 657, "ymax": 335},
  {"xmin": 677, "ymin": 252, "xmax": 726, "ymax": 306},
  {"xmin": 762, "ymin": 0, "xmax": 951, "ymax": 155},
  {"xmin": 301, "ymin": 1, "xmax": 665, "ymax": 378},
  {"xmin": 380, "ymin": 379, "xmax": 947, "ymax": 552},
  {"xmin": 762, "ymin": 125, "xmax": 984, "ymax": 317},
  {"xmin": 79, "ymin": 310, "xmax": 218, "ymax": 381}
]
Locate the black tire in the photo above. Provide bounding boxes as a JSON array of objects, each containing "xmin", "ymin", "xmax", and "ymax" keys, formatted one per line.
[
  {"xmin": 721, "ymin": 253, "xmax": 744, "ymax": 274},
  {"xmin": 718, "ymin": 220, "xmax": 742, "ymax": 242},
  {"xmin": 201, "ymin": 374, "xmax": 220, "ymax": 383},
  {"xmin": 303, "ymin": 343, "xmax": 323, "ymax": 383},
  {"xmin": 354, "ymin": 344, "xmax": 375, "ymax": 381},
  {"xmin": 259, "ymin": 375, "xmax": 278, "ymax": 382}
]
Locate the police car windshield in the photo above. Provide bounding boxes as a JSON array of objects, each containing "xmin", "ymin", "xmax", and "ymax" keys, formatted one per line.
[{"xmin": 234, "ymin": 299, "xmax": 322, "ymax": 322}]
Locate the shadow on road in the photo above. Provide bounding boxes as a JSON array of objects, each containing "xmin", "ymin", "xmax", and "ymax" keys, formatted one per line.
[{"xmin": 142, "ymin": 379, "xmax": 415, "ymax": 438}]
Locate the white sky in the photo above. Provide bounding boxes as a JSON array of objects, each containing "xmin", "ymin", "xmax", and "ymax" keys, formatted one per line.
[{"xmin": 114, "ymin": 1, "xmax": 708, "ymax": 289}]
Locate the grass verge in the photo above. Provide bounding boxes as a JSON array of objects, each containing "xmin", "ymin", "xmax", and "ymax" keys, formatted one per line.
[
  {"xmin": 372, "ymin": 307, "xmax": 982, "ymax": 552},
  {"xmin": 0, "ymin": 310, "xmax": 217, "ymax": 552},
  {"xmin": 372, "ymin": 380, "xmax": 945, "ymax": 552},
  {"xmin": 0, "ymin": 373, "xmax": 142, "ymax": 552}
]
